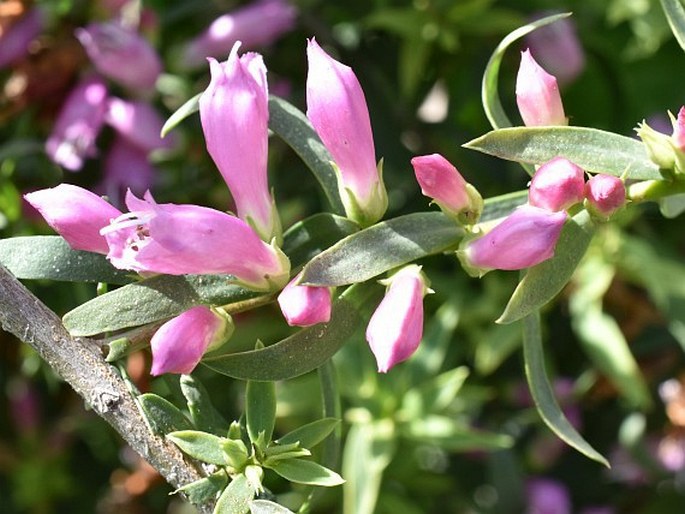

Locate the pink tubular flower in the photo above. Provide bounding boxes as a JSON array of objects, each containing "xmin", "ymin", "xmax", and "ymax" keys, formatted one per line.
[
  {"xmin": 105, "ymin": 98, "xmax": 177, "ymax": 153},
  {"xmin": 0, "ymin": 7, "xmax": 44, "ymax": 69},
  {"xmin": 366, "ymin": 265, "xmax": 432, "ymax": 373},
  {"xmin": 459, "ymin": 205, "xmax": 567, "ymax": 276},
  {"xmin": 100, "ymin": 190, "xmax": 290, "ymax": 291},
  {"xmin": 45, "ymin": 75, "xmax": 108, "ymax": 171},
  {"xmin": 528, "ymin": 157, "xmax": 585, "ymax": 211},
  {"xmin": 199, "ymin": 42, "xmax": 280, "ymax": 243},
  {"xmin": 516, "ymin": 49, "xmax": 567, "ymax": 127},
  {"xmin": 306, "ymin": 38, "xmax": 387, "ymax": 226},
  {"xmin": 277, "ymin": 272, "xmax": 332, "ymax": 327},
  {"xmin": 75, "ymin": 22, "xmax": 162, "ymax": 91},
  {"xmin": 584, "ymin": 174, "xmax": 626, "ymax": 219},
  {"xmin": 671, "ymin": 106, "xmax": 685, "ymax": 151},
  {"xmin": 411, "ymin": 153, "xmax": 483, "ymax": 224},
  {"xmin": 24, "ymin": 184, "xmax": 122, "ymax": 254},
  {"xmin": 150, "ymin": 306, "xmax": 233, "ymax": 376},
  {"xmin": 181, "ymin": 0, "xmax": 297, "ymax": 70}
]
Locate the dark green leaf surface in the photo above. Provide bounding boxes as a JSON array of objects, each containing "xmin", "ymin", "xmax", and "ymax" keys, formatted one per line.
[
  {"xmin": 180, "ymin": 375, "xmax": 228, "ymax": 435},
  {"xmin": 523, "ymin": 312, "xmax": 609, "ymax": 467},
  {"xmin": 0, "ymin": 236, "xmax": 132, "ymax": 284},
  {"xmin": 465, "ymin": 126, "xmax": 662, "ymax": 180},
  {"xmin": 498, "ymin": 210, "xmax": 595, "ymax": 324},
  {"xmin": 277, "ymin": 418, "xmax": 340, "ymax": 449},
  {"xmin": 202, "ymin": 284, "xmax": 380, "ymax": 381},
  {"xmin": 281, "ymin": 213, "xmax": 359, "ymax": 268},
  {"xmin": 661, "ymin": 0, "xmax": 685, "ymax": 52},
  {"xmin": 299, "ymin": 212, "xmax": 464, "ymax": 287},
  {"xmin": 175, "ymin": 471, "xmax": 227, "ymax": 505},
  {"xmin": 63, "ymin": 274, "xmax": 261, "ymax": 336},
  {"xmin": 268, "ymin": 96, "xmax": 345, "ymax": 214},
  {"xmin": 137, "ymin": 393, "xmax": 193, "ymax": 436},
  {"xmin": 403, "ymin": 416, "xmax": 513, "ymax": 450},
  {"xmin": 246, "ymin": 380, "xmax": 276, "ymax": 445}
]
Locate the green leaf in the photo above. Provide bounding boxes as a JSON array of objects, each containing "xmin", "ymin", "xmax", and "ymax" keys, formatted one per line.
[
  {"xmin": 464, "ymin": 126, "xmax": 662, "ymax": 180},
  {"xmin": 498, "ymin": 210, "xmax": 595, "ymax": 324},
  {"xmin": 277, "ymin": 418, "xmax": 340, "ymax": 449},
  {"xmin": 660, "ymin": 0, "xmax": 685, "ymax": 51},
  {"xmin": 137, "ymin": 393, "xmax": 193, "ymax": 436},
  {"xmin": 0, "ymin": 236, "xmax": 132, "ymax": 284},
  {"xmin": 482, "ymin": 12, "xmax": 571, "ymax": 130},
  {"xmin": 222, "ymin": 439, "xmax": 250, "ymax": 470},
  {"xmin": 246, "ymin": 380, "xmax": 276, "ymax": 447},
  {"xmin": 268, "ymin": 96, "xmax": 344, "ymax": 214},
  {"xmin": 569, "ymin": 256, "xmax": 652, "ymax": 409},
  {"xmin": 342, "ymin": 420, "xmax": 396, "ymax": 514},
  {"xmin": 659, "ymin": 193, "xmax": 685, "ymax": 218},
  {"xmin": 402, "ymin": 367, "xmax": 469, "ymax": 417},
  {"xmin": 167, "ymin": 430, "xmax": 234, "ymax": 466},
  {"xmin": 161, "ymin": 92, "xmax": 201, "ymax": 137},
  {"xmin": 474, "ymin": 322, "xmax": 522, "ymax": 375},
  {"xmin": 263, "ymin": 448, "xmax": 311, "ymax": 464},
  {"xmin": 523, "ymin": 311, "xmax": 609, "ymax": 466},
  {"xmin": 403, "ymin": 416, "xmax": 514, "ymax": 451},
  {"xmin": 180, "ymin": 375, "xmax": 228, "ymax": 436},
  {"xmin": 174, "ymin": 471, "xmax": 228, "ymax": 505},
  {"xmin": 300, "ymin": 212, "xmax": 463, "ymax": 287},
  {"xmin": 281, "ymin": 213, "xmax": 359, "ymax": 268},
  {"xmin": 63, "ymin": 274, "xmax": 261, "ymax": 336},
  {"xmin": 202, "ymin": 284, "xmax": 381, "ymax": 381},
  {"xmin": 268, "ymin": 458, "xmax": 345, "ymax": 487},
  {"xmin": 214, "ymin": 474, "xmax": 255, "ymax": 514},
  {"xmin": 249, "ymin": 500, "xmax": 296, "ymax": 514}
]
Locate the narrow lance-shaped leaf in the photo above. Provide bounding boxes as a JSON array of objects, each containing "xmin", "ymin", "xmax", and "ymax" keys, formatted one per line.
[
  {"xmin": 268, "ymin": 458, "xmax": 345, "ymax": 487},
  {"xmin": 166, "ymin": 430, "xmax": 233, "ymax": 466},
  {"xmin": 277, "ymin": 418, "xmax": 340, "ymax": 449},
  {"xmin": 660, "ymin": 0, "xmax": 685, "ymax": 52},
  {"xmin": 0, "ymin": 236, "xmax": 132, "ymax": 284},
  {"xmin": 180, "ymin": 374, "xmax": 228, "ymax": 435},
  {"xmin": 522, "ymin": 311, "xmax": 609, "ymax": 467},
  {"xmin": 214, "ymin": 474, "xmax": 255, "ymax": 514},
  {"xmin": 161, "ymin": 92, "xmax": 201, "ymax": 137},
  {"xmin": 464, "ymin": 126, "xmax": 662, "ymax": 180},
  {"xmin": 202, "ymin": 283, "xmax": 381, "ymax": 381},
  {"xmin": 498, "ymin": 210, "xmax": 595, "ymax": 324},
  {"xmin": 250, "ymin": 500, "xmax": 296, "ymax": 514},
  {"xmin": 137, "ymin": 393, "xmax": 193, "ymax": 436},
  {"xmin": 246, "ymin": 379, "xmax": 276, "ymax": 446},
  {"xmin": 268, "ymin": 95, "xmax": 345, "ymax": 214},
  {"xmin": 173, "ymin": 471, "xmax": 228, "ymax": 506},
  {"xmin": 482, "ymin": 12, "xmax": 571, "ymax": 130}
]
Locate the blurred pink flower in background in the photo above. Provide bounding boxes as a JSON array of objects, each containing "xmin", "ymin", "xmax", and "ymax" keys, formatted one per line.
[
  {"xmin": 525, "ymin": 14, "xmax": 585, "ymax": 86},
  {"xmin": 180, "ymin": 0, "xmax": 297, "ymax": 70},
  {"xmin": 0, "ymin": 6, "xmax": 44, "ymax": 69},
  {"xmin": 99, "ymin": 135, "xmax": 156, "ymax": 207},
  {"xmin": 526, "ymin": 478, "xmax": 572, "ymax": 514},
  {"xmin": 45, "ymin": 74, "xmax": 109, "ymax": 171}
]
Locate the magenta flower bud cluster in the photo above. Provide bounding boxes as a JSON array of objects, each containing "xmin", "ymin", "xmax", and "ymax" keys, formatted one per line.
[
  {"xmin": 180, "ymin": 0, "xmax": 297, "ymax": 70},
  {"xmin": 150, "ymin": 306, "xmax": 233, "ymax": 376},
  {"xmin": 516, "ymin": 49, "xmax": 567, "ymax": 127},
  {"xmin": 528, "ymin": 156, "xmax": 585, "ymax": 212},
  {"xmin": 306, "ymin": 38, "xmax": 387, "ymax": 227},
  {"xmin": 584, "ymin": 174, "xmax": 626, "ymax": 219},
  {"xmin": 411, "ymin": 153, "xmax": 483, "ymax": 224},
  {"xmin": 365, "ymin": 265, "xmax": 432, "ymax": 373}
]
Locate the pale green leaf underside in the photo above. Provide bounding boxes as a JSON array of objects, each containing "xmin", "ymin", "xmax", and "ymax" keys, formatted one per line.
[
  {"xmin": 465, "ymin": 126, "xmax": 662, "ymax": 180},
  {"xmin": 523, "ymin": 312, "xmax": 609, "ymax": 467},
  {"xmin": 161, "ymin": 92, "xmax": 201, "ymax": 137},
  {"xmin": 268, "ymin": 459, "xmax": 344, "ymax": 487}
]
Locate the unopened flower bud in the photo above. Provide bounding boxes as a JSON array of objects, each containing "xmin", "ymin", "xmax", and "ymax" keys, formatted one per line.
[
  {"xmin": 24, "ymin": 184, "xmax": 122, "ymax": 254},
  {"xmin": 669, "ymin": 106, "xmax": 685, "ymax": 175},
  {"xmin": 150, "ymin": 306, "xmax": 234, "ymax": 376},
  {"xmin": 306, "ymin": 38, "xmax": 387, "ymax": 226},
  {"xmin": 516, "ymin": 49, "xmax": 567, "ymax": 127},
  {"xmin": 366, "ymin": 265, "xmax": 432, "ymax": 373},
  {"xmin": 528, "ymin": 157, "xmax": 585, "ymax": 212},
  {"xmin": 277, "ymin": 272, "xmax": 332, "ymax": 327},
  {"xmin": 636, "ymin": 120, "xmax": 675, "ymax": 170},
  {"xmin": 458, "ymin": 205, "xmax": 567, "ymax": 277},
  {"xmin": 411, "ymin": 153, "xmax": 483, "ymax": 224},
  {"xmin": 584, "ymin": 174, "xmax": 626, "ymax": 219}
]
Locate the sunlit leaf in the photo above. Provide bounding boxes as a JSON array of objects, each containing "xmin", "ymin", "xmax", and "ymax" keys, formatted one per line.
[
  {"xmin": 660, "ymin": 0, "xmax": 685, "ymax": 52},
  {"xmin": 465, "ymin": 126, "xmax": 662, "ymax": 180},
  {"xmin": 161, "ymin": 92, "xmax": 201, "ymax": 137},
  {"xmin": 269, "ymin": 458, "xmax": 344, "ymax": 487},
  {"xmin": 277, "ymin": 418, "xmax": 340, "ymax": 449},
  {"xmin": 173, "ymin": 471, "xmax": 227, "ymax": 505},
  {"xmin": 246, "ymin": 380, "xmax": 276, "ymax": 447},
  {"xmin": 180, "ymin": 375, "xmax": 228, "ymax": 435},
  {"xmin": 0, "ymin": 236, "xmax": 132, "ymax": 284},
  {"xmin": 167, "ymin": 430, "xmax": 233, "ymax": 466},
  {"xmin": 137, "ymin": 393, "xmax": 193, "ymax": 436},
  {"xmin": 214, "ymin": 474, "xmax": 255, "ymax": 514},
  {"xmin": 403, "ymin": 415, "xmax": 514, "ymax": 450},
  {"xmin": 249, "ymin": 500, "xmax": 296, "ymax": 514}
]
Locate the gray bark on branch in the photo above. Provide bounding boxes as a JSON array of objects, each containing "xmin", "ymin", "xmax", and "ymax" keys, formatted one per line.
[{"xmin": 0, "ymin": 264, "xmax": 214, "ymax": 513}]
